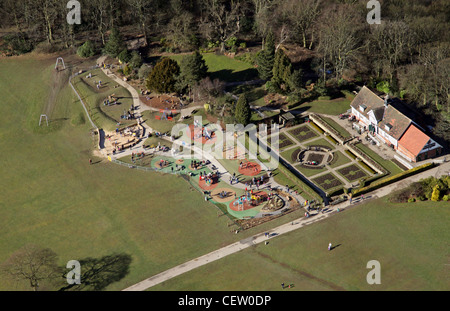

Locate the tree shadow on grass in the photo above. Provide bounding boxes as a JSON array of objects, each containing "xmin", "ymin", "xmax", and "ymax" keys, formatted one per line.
[
  {"xmin": 210, "ymin": 68, "xmax": 258, "ymax": 83},
  {"xmin": 60, "ymin": 253, "xmax": 132, "ymax": 291}
]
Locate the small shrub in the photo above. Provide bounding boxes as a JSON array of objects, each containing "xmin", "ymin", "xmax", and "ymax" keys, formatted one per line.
[
  {"xmin": 431, "ymin": 185, "xmax": 441, "ymax": 201},
  {"xmin": 118, "ymin": 49, "xmax": 131, "ymax": 63},
  {"xmin": 77, "ymin": 40, "xmax": 96, "ymax": 58},
  {"xmin": 408, "ymin": 198, "xmax": 415, "ymax": 203}
]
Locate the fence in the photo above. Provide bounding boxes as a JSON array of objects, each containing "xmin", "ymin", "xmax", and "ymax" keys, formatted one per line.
[{"xmin": 68, "ymin": 65, "xmax": 102, "ymax": 149}]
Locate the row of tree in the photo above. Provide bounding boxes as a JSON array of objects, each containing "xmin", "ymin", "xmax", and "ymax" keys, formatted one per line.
[{"xmin": 0, "ymin": 0, "xmax": 448, "ymax": 142}]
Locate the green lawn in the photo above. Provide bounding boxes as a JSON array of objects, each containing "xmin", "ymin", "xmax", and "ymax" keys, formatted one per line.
[
  {"xmin": 0, "ymin": 55, "xmax": 252, "ymax": 291},
  {"xmin": 294, "ymin": 90, "xmax": 355, "ymax": 115},
  {"xmin": 305, "ymin": 138, "xmax": 336, "ymax": 151},
  {"xmin": 71, "ymin": 68, "xmax": 135, "ymax": 131},
  {"xmin": 170, "ymin": 53, "xmax": 258, "ymax": 82},
  {"xmin": 150, "ymin": 197, "xmax": 450, "ymax": 290},
  {"xmin": 295, "ymin": 164, "xmax": 328, "ymax": 177},
  {"xmin": 328, "ymin": 151, "xmax": 353, "ymax": 169},
  {"xmin": 354, "ymin": 143, "xmax": 404, "ymax": 175}
]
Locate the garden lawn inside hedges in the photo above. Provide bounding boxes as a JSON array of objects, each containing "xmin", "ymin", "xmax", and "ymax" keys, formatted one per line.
[
  {"xmin": 288, "ymin": 124, "xmax": 319, "ymax": 144},
  {"xmin": 337, "ymin": 164, "xmax": 369, "ymax": 183},
  {"xmin": 312, "ymin": 173, "xmax": 343, "ymax": 191}
]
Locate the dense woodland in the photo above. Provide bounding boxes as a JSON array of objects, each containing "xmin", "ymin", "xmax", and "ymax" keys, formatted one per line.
[{"xmin": 0, "ymin": 0, "xmax": 449, "ymax": 144}]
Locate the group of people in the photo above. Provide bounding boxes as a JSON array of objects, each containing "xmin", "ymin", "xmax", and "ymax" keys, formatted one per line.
[
  {"xmin": 191, "ymin": 160, "xmax": 209, "ymax": 170},
  {"xmin": 243, "ymin": 175, "xmax": 265, "ymax": 191},
  {"xmin": 131, "ymin": 152, "xmax": 145, "ymax": 163},
  {"xmin": 199, "ymin": 171, "xmax": 215, "ymax": 186}
]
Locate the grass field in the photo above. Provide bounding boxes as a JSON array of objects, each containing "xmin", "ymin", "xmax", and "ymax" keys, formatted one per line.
[
  {"xmin": 170, "ymin": 53, "xmax": 258, "ymax": 83},
  {"xmin": 150, "ymin": 196, "xmax": 450, "ymax": 291},
  {"xmin": 294, "ymin": 90, "xmax": 355, "ymax": 115},
  {"xmin": 0, "ymin": 54, "xmax": 256, "ymax": 291}
]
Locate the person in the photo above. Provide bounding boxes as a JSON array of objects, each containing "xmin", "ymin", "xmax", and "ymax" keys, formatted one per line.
[
  {"xmin": 89, "ymin": 158, "xmax": 92, "ymax": 165},
  {"xmin": 328, "ymin": 243, "xmax": 332, "ymax": 251}
]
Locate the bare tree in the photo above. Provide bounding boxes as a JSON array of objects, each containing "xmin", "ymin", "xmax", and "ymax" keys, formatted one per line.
[
  {"xmin": 370, "ymin": 20, "xmax": 413, "ymax": 83},
  {"xmin": 1, "ymin": 245, "xmax": 61, "ymax": 291},
  {"xmin": 200, "ymin": 0, "xmax": 242, "ymax": 53},
  {"xmin": 126, "ymin": 0, "xmax": 154, "ymax": 47},
  {"xmin": 317, "ymin": 6, "xmax": 366, "ymax": 81},
  {"xmin": 289, "ymin": 0, "xmax": 322, "ymax": 49},
  {"xmin": 251, "ymin": 0, "xmax": 275, "ymax": 45}
]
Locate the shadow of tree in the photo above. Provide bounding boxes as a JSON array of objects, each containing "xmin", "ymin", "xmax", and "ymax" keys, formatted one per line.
[{"xmin": 60, "ymin": 253, "xmax": 132, "ymax": 291}]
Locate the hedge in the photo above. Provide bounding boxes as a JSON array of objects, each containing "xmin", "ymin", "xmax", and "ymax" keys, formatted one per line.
[
  {"xmin": 351, "ymin": 162, "xmax": 435, "ymax": 196},
  {"xmin": 276, "ymin": 163, "xmax": 323, "ymax": 203}
]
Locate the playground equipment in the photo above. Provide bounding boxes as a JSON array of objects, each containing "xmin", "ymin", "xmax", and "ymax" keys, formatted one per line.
[
  {"xmin": 55, "ymin": 57, "xmax": 66, "ymax": 71},
  {"xmin": 39, "ymin": 114, "xmax": 49, "ymax": 126},
  {"xmin": 155, "ymin": 108, "xmax": 175, "ymax": 121}
]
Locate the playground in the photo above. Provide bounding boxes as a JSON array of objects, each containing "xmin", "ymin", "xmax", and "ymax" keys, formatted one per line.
[
  {"xmin": 141, "ymin": 93, "xmax": 184, "ymax": 110},
  {"xmin": 103, "ymin": 123, "xmax": 145, "ymax": 155}
]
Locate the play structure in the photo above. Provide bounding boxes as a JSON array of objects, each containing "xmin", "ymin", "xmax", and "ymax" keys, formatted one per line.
[
  {"xmin": 39, "ymin": 114, "xmax": 49, "ymax": 126},
  {"xmin": 55, "ymin": 57, "xmax": 65, "ymax": 71},
  {"xmin": 189, "ymin": 122, "xmax": 216, "ymax": 144},
  {"xmin": 155, "ymin": 108, "xmax": 176, "ymax": 121},
  {"xmin": 230, "ymin": 190, "xmax": 268, "ymax": 212},
  {"xmin": 142, "ymin": 94, "xmax": 182, "ymax": 110}
]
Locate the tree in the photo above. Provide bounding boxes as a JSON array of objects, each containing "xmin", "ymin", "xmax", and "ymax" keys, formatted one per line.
[
  {"xmin": 317, "ymin": 5, "xmax": 366, "ymax": 82},
  {"xmin": 234, "ymin": 93, "xmax": 251, "ymax": 126},
  {"xmin": 129, "ymin": 50, "xmax": 143, "ymax": 70},
  {"xmin": 251, "ymin": 0, "xmax": 274, "ymax": 42},
  {"xmin": 1, "ymin": 244, "xmax": 61, "ymax": 291},
  {"xmin": 103, "ymin": 28, "xmax": 126, "ymax": 58},
  {"xmin": 271, "ymin": 48, "xmax": 293, "ymax": 93},
  {"xmin": 77, "ymin": 40, "xmax": 96, "ymax": 58},
  {"xmin": 126, "ymin": 0, "xmax": 154, "ymax": 47},
  {"xmin": 192, "ymin": 77, "xmax": 225, "ymax": 103},
  {"xmin": 257, "ymin": 31, "xmax": 275, "ymax": 81},
  {"xmin": 146, "ymin": 57, "xmax": 180, "ymax": 93},
  {"xmin": 200, "ymin": 0, "xmax": 243, "ymax": 53},
  {"xmin": 177, "ymin": 51, "xmax": 208, "ymax": 93},
  {"xmin": 90, "ymin": 0, "xmax": 110, "ymax": 46}
]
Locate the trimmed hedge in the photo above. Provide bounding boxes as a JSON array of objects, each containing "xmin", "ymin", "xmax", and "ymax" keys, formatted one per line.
[
  {"xmin": 276, "ymin": 163, "xmax": 323, "ymax": 203},
  {"xmin": 351, "ymin": 162, "xmax": 435, "ymax": 197}
]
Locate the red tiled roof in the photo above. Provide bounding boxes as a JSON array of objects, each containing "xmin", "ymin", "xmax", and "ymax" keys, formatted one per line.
[{"xmin": 398, "ymin": 124, "xmax": 430, "ymax": 157}]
